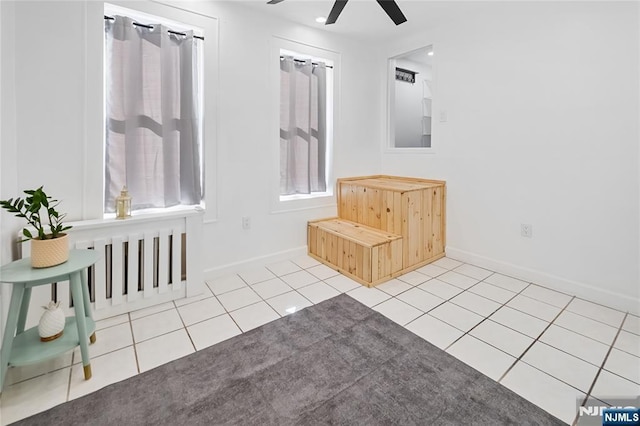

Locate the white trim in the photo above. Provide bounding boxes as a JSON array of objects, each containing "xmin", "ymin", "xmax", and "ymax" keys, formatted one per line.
[
  {"xmin": 280, "ymin": 191, "xmax": 332, "ymax": 202},
  {"xmin": 204, "ymin": 246, "xmax": 308, "ymax": 280},
  {"xmin": 83, "ymin": 1, "xmax": 104, "ymax": 220},
  {"xmin": 383, "ymin": 147, "xmax": 438, "ymax": 155},
  {"xmin": 270, "ymin": 201, "xmax": 337, "ymax": 215},
  {"xmin": 446, "ymin": 246, "xmax": 640, "ymax": 315},
  {"xmin": 67, "ymin": 207, "xmax": 203, "ymax": 231}
]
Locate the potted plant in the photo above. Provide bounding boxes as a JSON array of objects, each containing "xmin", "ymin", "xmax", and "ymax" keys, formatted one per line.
[{"xmin": 0, "ymin": 187, "xmax": 72, "ymax": 268}]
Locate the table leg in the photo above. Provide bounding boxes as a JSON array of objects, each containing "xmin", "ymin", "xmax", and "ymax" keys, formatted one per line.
[
  {"xmin": 80, "ymin": 269, "xmax": 96, "ymax": 344},
  {"xmin": 70, "ymin": 271, "xmax": 92, "ymax": 380},
  {"xmin": 1, "ymin": 284, "xmax": 25, "ymax": 390},
  {"xmin": 16, "ymin": 287, "xmax": 32, "ymax": 334}
]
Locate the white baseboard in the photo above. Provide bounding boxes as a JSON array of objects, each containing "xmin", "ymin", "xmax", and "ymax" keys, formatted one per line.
[
  {"xmin": 204, "ymin": 246, "xmax": 308, "ymax": 280},
  {"xmin": 446, "ymin": 247, "xmax": 640, "ymax": 316}
]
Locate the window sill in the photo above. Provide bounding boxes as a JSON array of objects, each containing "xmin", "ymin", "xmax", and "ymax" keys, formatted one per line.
[
  {"xmin": 279, "ymin": 192, "xmax": 332, "ymax": 202},
  {"xmin": 102, "ymin": 204, "xmax": 204, "ymax": 221},
  {"xmin": 384, "ymin": 147, "xmax": 436, "ymax": 155},
  {"xmin": 272, "ymin": 192, "xmax": 335, "ymax": 214}
]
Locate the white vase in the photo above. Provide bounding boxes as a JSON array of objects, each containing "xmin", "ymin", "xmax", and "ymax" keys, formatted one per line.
[{"xmin": 38, "ymin": 301, "xmax": 66, "ymax": 342}]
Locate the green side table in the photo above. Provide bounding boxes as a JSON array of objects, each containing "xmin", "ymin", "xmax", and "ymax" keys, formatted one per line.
[{"xmin": 0, "ymin": 249, "xmax": 100, "ymax": 390}]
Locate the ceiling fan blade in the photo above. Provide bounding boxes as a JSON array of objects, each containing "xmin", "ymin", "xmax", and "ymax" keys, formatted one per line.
[
  {"xmin": 325, "ymin": 0, "xmax": 349, "ymax": 25},
  {"xmin": 267, "ymin": 0, "xmax": 285, "ymax": 4},
  {"xmin": 375, "ymin": 0, "xmax": 407, "ymax": 25}
]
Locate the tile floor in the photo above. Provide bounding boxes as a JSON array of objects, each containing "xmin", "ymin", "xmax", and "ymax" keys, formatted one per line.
[{"xmin": 1, "ymin": 256, "xmax": 639, "ymax": 425}]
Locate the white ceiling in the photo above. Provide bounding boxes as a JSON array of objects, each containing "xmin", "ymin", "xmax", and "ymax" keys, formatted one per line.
[{"xmin": 236, "ymin": 0, "xmax": 487, "ymax": 42}]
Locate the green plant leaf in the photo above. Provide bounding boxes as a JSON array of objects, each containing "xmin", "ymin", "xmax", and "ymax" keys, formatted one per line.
[{"xmin": 2, "ymin": 186, "xmax": 67, "ymax": 242}]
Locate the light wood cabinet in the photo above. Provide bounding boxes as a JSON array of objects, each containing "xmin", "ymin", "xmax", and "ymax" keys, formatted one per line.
[{"xmin": 308, "ymin": 175, "xmax": 446, "ymax": 287}]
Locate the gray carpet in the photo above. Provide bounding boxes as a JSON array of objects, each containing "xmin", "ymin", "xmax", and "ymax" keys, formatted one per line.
[{"xmin": 14, "ymin": 294, "xmax": 564, "ymax": 425}]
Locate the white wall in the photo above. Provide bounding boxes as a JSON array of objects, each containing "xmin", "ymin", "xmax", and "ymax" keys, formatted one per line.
[
  {"xmin": 2, "ymin": 1, "xmax": 638, "ymax": 317},
  {"xmin": 0, "ymin": 1, "xmax": 381, "ymax": 280},
  {"xmin": 0, "ymin": 0, "xmax": 19, "ymax": 344},
  {"xmin": 379, "ymin": 2, "xmax": 640, "ymax": 312},
  {"xmin": 1, "ymin": 1, "xmax": 18, "ymax": 267}
]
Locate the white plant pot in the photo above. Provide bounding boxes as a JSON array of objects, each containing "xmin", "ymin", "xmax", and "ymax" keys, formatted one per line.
[
  {"xmin": 38, "ymin": 301, "xmax": 66, "ymax": 342},
  {"xmin": 31, "ymin": 233, "xmax": 69, "ymax": 268}
]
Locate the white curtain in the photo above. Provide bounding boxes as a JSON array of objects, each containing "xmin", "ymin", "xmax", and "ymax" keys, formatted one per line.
[
  {"xmin": 104, "ymin": 16, "xmax": 202, "ymax": 212},
  {"xmin": 279, "ymin": 56, "xmax": 327, "ymax": 195}
]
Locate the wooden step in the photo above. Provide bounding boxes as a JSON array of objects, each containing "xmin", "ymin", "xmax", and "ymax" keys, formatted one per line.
[
  {"xmin": 337, "ymin": 175, "xmax": 446, "ymax": 269},
  {"xmin": 308, "ymin": 218, "xmax": 403, "ymax": 287}
]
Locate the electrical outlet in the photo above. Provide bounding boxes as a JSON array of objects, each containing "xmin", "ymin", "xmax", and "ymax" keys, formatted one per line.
[
  {"xmin": 242, "ymin": 216, "xmax": 251, "ymax": 230},
  {"xmin": 521, "ymin": 224, "xmax": 532, "ymax": 238}
]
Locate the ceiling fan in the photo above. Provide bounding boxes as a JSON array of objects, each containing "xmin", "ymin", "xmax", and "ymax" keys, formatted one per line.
[{"xmin": 267, "ymin": 0, "xmax": 407, "ymax": 26}]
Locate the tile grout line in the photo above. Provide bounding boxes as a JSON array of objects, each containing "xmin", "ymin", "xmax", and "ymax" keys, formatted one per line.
[
  {"xmin": 550, "ymin": 322, "xmax": 620, "ymax": 349},
  {"xmin": 557, "ymin": 307, "xmax": 628, "ymax": 330},
  {"xmin": 497, "ymin": 295, "xmax": 575, "ymax": 383},
  {"xmin": 5, "ymin": 257, "xmax": 635, "ymax": 425},
  {"xmin": 453, "ymin": 260, "xmax": 629, "ymax": 322},
  {"xmin": 376, "ymin": 262, "xmax": 489, "ymax": 323},
  {"xmin": 128, "ymin": 303, "xmax": 176, "ymax": 322},
  {"xmin": 173, "ymin": 299, "xmax": 198, "ymax": 353},
  {"xmin": 0, "ymin": 259, "xmax": 339, "ymax": 422},
  {"xmin": 404, "ymin": 267, "xmax": 514, "ymax": 330},
  {"xmin": 209, "ymin": 291, "xmax": 255, "ymax": 332},
  {"xmin": 443, "ymin": 280, "xmax": 533, "ymax": 352},
  {"xmin": 571, "ymin": 312, "xmax": 630, "ymax": 426},
  {"xmin": 401, "ymin": 280, "xmax": 472, "ymax": 328},
  {"xmin": 64, "ymin": 362, "xmax": 73, "ymax": 403},
  {"xmin": 128, "ymin": 312, "xmax": 142, "ymax": 375},
  {"xmin": 368, "ymin": 269, "xmax": 596, "ymax": 420}
]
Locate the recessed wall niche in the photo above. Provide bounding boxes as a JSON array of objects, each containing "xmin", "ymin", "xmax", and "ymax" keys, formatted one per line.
[{"xmin": 389, "ymin": 45, "xmax": 434, "ymax": 148}]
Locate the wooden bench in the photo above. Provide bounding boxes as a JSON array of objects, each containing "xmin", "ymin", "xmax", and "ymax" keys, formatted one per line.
[
  {"xmin": 308, "ymin": 175, "xmax": 446, "ymax": 287},
  {"xmin": 308, "ymin": 218, "xmax": 403, "ymax": 287}
]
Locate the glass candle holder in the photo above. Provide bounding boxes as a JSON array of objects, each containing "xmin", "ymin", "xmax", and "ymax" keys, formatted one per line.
[{"xmin": 115, "ymin": 186, "xmax": 132, "ymax": 219}]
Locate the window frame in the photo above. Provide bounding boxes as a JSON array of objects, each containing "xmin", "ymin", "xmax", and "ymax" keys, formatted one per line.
[
  {"xmin": 83, "ymin": 1, "xmax": 219, "ymax": 223},
  {"xmin": 103, "ymin": 6, "xmax": 205, "ymax": 214},
  {"xmin": 270, "ymin": 37, "xmax": 339, "ymax": 214}
]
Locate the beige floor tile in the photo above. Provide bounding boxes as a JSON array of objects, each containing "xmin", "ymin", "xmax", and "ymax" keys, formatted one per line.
[
  {"xmin": 68, "ymin": 346, "xmax": 138, "ymax": 400},
  {"xmin": 373, "ymin": 298, "xmax": 423, "ymax": 326},
  {"xmin": 229, "ymin": 301, "xmax": 280, "ymax": 332},
  {"xmin": 73, "ymin": 322, "xmax": 133, "ymax": 362},
  {"xmin": 177, "ymin": 296, "xmax": 226, "ymax": 326},
  {"xmin": 447, "ymin": 335, "xmax": 516, "ymax": 381},
  {"xmin": 187, "ymin": 314, "xmax": 242, "ymax": 351},
  {"xmin": 131, "ymin": 309, "xmax": 183, "ymax": 343},
  {"xmin": 135, "ymin": 329, "xmax": 194, "ymax": 373},
  {"xmin": 0, "ymin": 368, "xmax": 70, "ymax": 425},
  {"xmin": 501, "ymin": 361, "xmax": 584, "ymax": 424},
  {"xmin": 405, "ymin": 314, "xmax": 464, "ymax": 349},
  {"xmin": 266, "ymin": 291, "xmax": 313, "ymax": 316},
  {"xmin": 297, "ymin": 281, "xmax": 341, "ymax": 304}
]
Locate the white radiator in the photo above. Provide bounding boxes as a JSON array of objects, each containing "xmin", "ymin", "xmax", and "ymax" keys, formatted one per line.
[{"xmin": 20, "ymin": 210, "xmax": 204, "ymax": 326}]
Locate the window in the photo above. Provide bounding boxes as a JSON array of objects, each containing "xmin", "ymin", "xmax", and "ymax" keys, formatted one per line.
[
  {"xmin": 103, "ymin": 7, "xmax": 204, "ymax": 213},
  {"xmin": 278, "ymin": 48, "xmax": 333, "ymax": 200}
]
